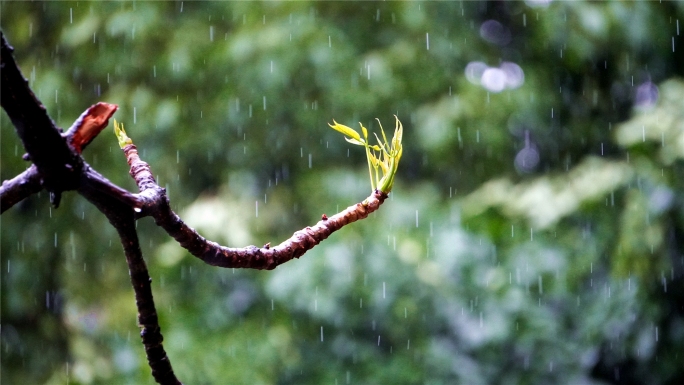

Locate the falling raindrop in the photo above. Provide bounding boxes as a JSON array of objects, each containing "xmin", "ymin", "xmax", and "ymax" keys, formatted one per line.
[{"xmin": 538, "ymin": 276, "xmax": 543, "ymax": 294}]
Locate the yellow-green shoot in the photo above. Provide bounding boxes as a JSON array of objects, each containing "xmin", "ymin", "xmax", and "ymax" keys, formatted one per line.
[
  {"xmin": 328, "ymin": 116, "xmax": 403, "ymax": 194},
  {"xmin": 113, "ymin": 119, "xmax": 133, "ymax": 149}
]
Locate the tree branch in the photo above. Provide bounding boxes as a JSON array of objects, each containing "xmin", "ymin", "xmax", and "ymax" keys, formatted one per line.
[
  {"xmin": 2, "ymin": 29, "xmax": 392, "ymax": 385},
  {"xmin": 80, "ymin": 166, "xmax": 143, "ymax": 210},
  {"xmin": 2, "ymin": 31, "xmax": 180, "ymax": 384},
  {"xmin": 119, "ymin": 141, "xmax": 388, "ymax": 270},
  {"xmin": 79, "ymin": 185, "xmax": 181, "ymax": 385},
  {"xmin": 157, "ymin": 189, "xmax": 387, "ymax": 270},
  {"xmin": 1, "ymin": 32, "xmax": 81, "ymax": 205},
  {"xmin": 0, "ymin": 165, "xmax": 42, "ymax": 213}
]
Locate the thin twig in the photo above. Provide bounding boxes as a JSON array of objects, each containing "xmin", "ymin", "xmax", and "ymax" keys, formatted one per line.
[
  {"xmin": 0, "ymin": 165, "xmax": 42, "ymax": 213},
  {"xmin": 79, "ymin": 185, "xmax": 182, "ymax": 385},
  {"xmin": 119, "ymin": 141, "xmax": 388, "ymax": 270}
]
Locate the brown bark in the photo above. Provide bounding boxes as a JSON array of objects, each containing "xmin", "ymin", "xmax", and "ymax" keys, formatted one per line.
[
  {"xmin": 0, "ymin": 165, "xmax": 42, "ymax": 213},
  {"xmin": 120, "ymin": 142, "xmax": 388, "ymax": 269},
  {"xmin": 1, "ymin": 31, "xmax": 181, "ymax": 385},
  {"xmin": 78, "ymin": 185, "xmax": 181, "ymax": 385},
  {"xmin": 0, "ymin": 32, "xmax": 81, "ymax": 207}
]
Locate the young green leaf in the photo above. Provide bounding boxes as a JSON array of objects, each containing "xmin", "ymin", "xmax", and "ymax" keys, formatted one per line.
[
  {"xmin": 329, "ymin": 116, "xmax": 403, "ymax": 194},
  {"xmin": 328, "ymin": 120, "xmax": 362, "ymax": 143},
  {"xmin": 113, "ymin": 119, "xmax": 133, "ymax": 148}
]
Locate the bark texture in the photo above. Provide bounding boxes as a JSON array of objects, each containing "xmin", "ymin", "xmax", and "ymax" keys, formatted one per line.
[
  {"xmin": 1, "ymin": 31, "xmax": 181, "ymax": 385},
  {"xmin": 120, "ymin": 142, "xmax": 388, "ymax": 270}
]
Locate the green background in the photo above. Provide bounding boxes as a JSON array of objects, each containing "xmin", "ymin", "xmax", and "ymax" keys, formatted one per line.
[{"xmin": 2, "ymin": 1, "xmax": 683, "ymax": 384}]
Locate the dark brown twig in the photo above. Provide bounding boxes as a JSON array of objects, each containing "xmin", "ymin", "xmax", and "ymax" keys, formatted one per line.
[
  {"xmin": 120, "ymin": 142, "xmax": 388, "ymax": 270},
  {"xmin": 1, "ymin": 32, "xmax": 81, "ymax": 205},
  {"xmin": 2, "ymin": 31, "xmax": 181, "ymax": 384},
  {"xmin": 79, "ymin": 185, "xmax": 181, "ymax": 385},
  {"xmin": 157, "ymin": 189, "xmax": 386, "ymax": 270},
  {"xmin": 80, "ymin": 166, "xmax": 143, "ymax": 209},
  {"xmin": 0, "ymin": 165, "xmax": 42, "ymax": 213}
]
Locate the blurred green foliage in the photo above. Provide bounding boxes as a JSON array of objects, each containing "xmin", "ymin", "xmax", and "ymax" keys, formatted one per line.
[{"xmin": 2, "ymin": 1, "xmax": 683, "ymax": 384}]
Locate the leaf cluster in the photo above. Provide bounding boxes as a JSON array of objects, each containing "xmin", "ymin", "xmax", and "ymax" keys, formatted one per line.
[{"xmin": 328, "ymin": 116, "xmax": 403, "ymax": 193}]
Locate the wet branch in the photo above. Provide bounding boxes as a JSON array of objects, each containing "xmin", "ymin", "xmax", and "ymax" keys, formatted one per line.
[
  {"xmin": 0, "ymin": 32, "xmax": 81, "ymax": 206},
  {"xmin": 79, "ymin": 185, "xmax": 181, "ymax": 385},
  {"xmin": 2, "ymin": 29, "xmax": 392, "ymax": 385},
  {"xmin": 1, "ymin": 31, "xmax": 180, "ymax": 385},
  {"xmin": 119, "ymin": 140, "xmax": 388, "ymax": 270},
  {"xmin": 0, "ymin": 165, "xmax": 42, "ymax": 213}
]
